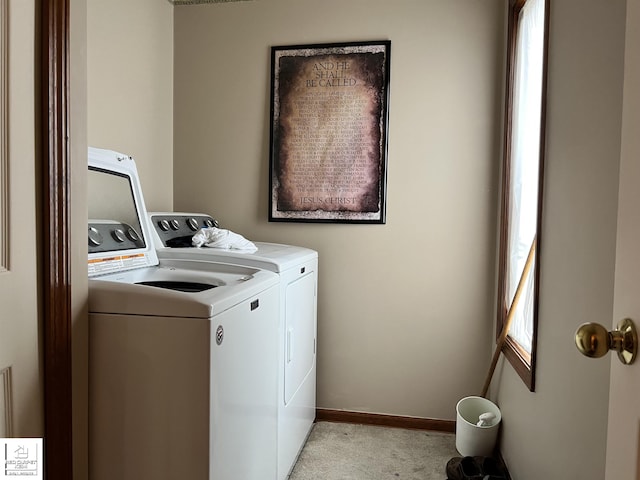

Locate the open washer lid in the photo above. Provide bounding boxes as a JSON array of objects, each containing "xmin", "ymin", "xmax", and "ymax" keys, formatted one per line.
[{"xmin": 88, "ymin": 147, "xmax": 159, "ymax": 276}]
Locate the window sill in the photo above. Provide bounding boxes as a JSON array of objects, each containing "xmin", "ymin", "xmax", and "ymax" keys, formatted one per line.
[{"xmin": 502, "ymin": 335, "xmax": 535, "ymax": 391}]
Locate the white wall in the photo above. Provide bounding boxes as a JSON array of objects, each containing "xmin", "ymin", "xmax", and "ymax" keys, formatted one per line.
[
  {"xmin": 173, "ymin": 0, "xmax": 506, "ymax": 421},
  {"xmin": 493, "ymin": 0, "xmax": 626, "ymax": 478},
  {"xmin": 71, "ymin": 0, "xmax": 88, "ymax": 478},
  {"xmin": 87, "ymin": 0, "xmax": 174, "ymax": 211}
]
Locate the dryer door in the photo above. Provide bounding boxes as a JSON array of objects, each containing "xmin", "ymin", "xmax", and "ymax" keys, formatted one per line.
[{"xmin": 284, "ymin": 271, "xmax": 317, "ymax": 405}]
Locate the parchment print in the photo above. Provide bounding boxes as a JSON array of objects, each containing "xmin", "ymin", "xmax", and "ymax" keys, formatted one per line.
[{"xmin": 271, "ymin": 43, "xmax": 389, "ymax": 222}]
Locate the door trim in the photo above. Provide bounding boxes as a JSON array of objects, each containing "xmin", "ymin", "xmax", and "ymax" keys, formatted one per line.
[
  {"xmin": 0, "ymin": 0, "xmax": 8, "ymax": 272},
  {"xmin": 42, "ymin": 0, "xmax": 72, "ymax": 479}
]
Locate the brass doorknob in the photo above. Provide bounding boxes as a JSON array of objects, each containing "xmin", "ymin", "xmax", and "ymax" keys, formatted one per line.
[{"xmin": 575, "ymin": 318, "xmax": 638, "ymax": 365}]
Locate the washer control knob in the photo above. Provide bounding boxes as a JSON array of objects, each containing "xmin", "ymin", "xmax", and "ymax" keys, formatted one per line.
[
  {"xmin": 88, "ymin": 227, "xmax": 103, "ymax": 247},
  {"xmin": 126, "ymin": 228, "xmax": 140, "ymax": 242},
  {"xmin": 158, "ymin": 219, "xmax": 170, "ymax": 231},
  {"xmin": 187, "ymin": 218, "xmax": 199, "ymax": 231},
  {"xmin": 170, "ymin": 219, "xmax": 180, "ymax": 230},
  {"xmin": 111, "ymin": 229, "xmax": 126, "ymax": 243},
  {"xmin": 205, "ymin": 218, "xmax": 219, "ymax": 228}
]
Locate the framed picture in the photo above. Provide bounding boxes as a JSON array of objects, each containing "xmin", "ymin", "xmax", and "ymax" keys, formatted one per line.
[{"xmin": 269, "ymin": 40, "xmax": 391, "ymax": 223}]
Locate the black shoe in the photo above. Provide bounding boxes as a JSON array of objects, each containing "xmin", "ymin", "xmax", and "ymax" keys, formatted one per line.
[
  {"xmin": 445, "ymin": 456, "xmax": 483, "ymax": 480},
  {"xmin": 473, "ymin": 456, "xmax": 508, "ymax": 479}
]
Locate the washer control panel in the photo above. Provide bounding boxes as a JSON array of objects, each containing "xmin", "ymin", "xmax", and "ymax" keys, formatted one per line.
[
  {"xmin": 88, "ymin": 221, "xmax": 145, "ymax": 254},
  {"xmin": 150, "ymin": 214, "xmax": 219, "ymax": 247}
]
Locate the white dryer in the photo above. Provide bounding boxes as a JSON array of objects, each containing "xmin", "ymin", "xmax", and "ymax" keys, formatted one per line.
[
  {"xmin": 87, "ymin": 148, "xmax": 280, "ymax": 480},
  {"xmin": 148, "ymin": 212, "xmax": 318, "ymax": 480}
]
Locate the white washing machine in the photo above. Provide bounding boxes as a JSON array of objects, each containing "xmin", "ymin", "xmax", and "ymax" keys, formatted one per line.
[
  {"xmin": 148, "ymin": 212, "xmax": 318, "ymax": 480},
  {"xmin": 87, "ymin": 148, "xmax": 280, "ymax": 480}
]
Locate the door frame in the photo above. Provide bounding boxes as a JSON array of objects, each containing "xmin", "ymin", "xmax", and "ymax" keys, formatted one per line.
[{"xmin": 42, "ymin": 0, "xmax": 72, "ymax": 479}]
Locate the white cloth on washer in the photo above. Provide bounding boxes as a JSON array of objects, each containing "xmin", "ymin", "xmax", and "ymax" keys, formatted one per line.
[{"xmin": 192, "ymin": 227, "xmax": 258, "ymax": 252}]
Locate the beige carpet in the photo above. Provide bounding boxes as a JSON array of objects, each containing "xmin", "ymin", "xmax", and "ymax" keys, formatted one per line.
[{"xmin": 288, "ymin": 422, "xmax": 457, "ymax": 480}]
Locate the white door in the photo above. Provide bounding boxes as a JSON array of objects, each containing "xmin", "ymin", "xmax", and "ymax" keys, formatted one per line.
[
  {"xmin": 605, "ymin": 0, "xmax": 640, "ymax": 478},
  {"xmin": 0, "ymin": 0, "xmax": 43, "ymax": 438}
]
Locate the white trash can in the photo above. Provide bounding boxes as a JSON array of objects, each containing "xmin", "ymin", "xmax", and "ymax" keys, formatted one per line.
[{"xmin": 455, "ymin": 396, "xmax": 501, "ymax": 457}]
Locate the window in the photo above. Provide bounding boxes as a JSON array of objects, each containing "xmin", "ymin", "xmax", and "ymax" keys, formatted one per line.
[{"xmin": 497, "ymin": 0, "xmax": 549, "ymax": 391}]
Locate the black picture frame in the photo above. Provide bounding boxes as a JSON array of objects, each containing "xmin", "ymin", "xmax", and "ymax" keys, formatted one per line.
[{"xmin": 269, "ymin": 40, "xmax": 391, "ymax": 223}]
